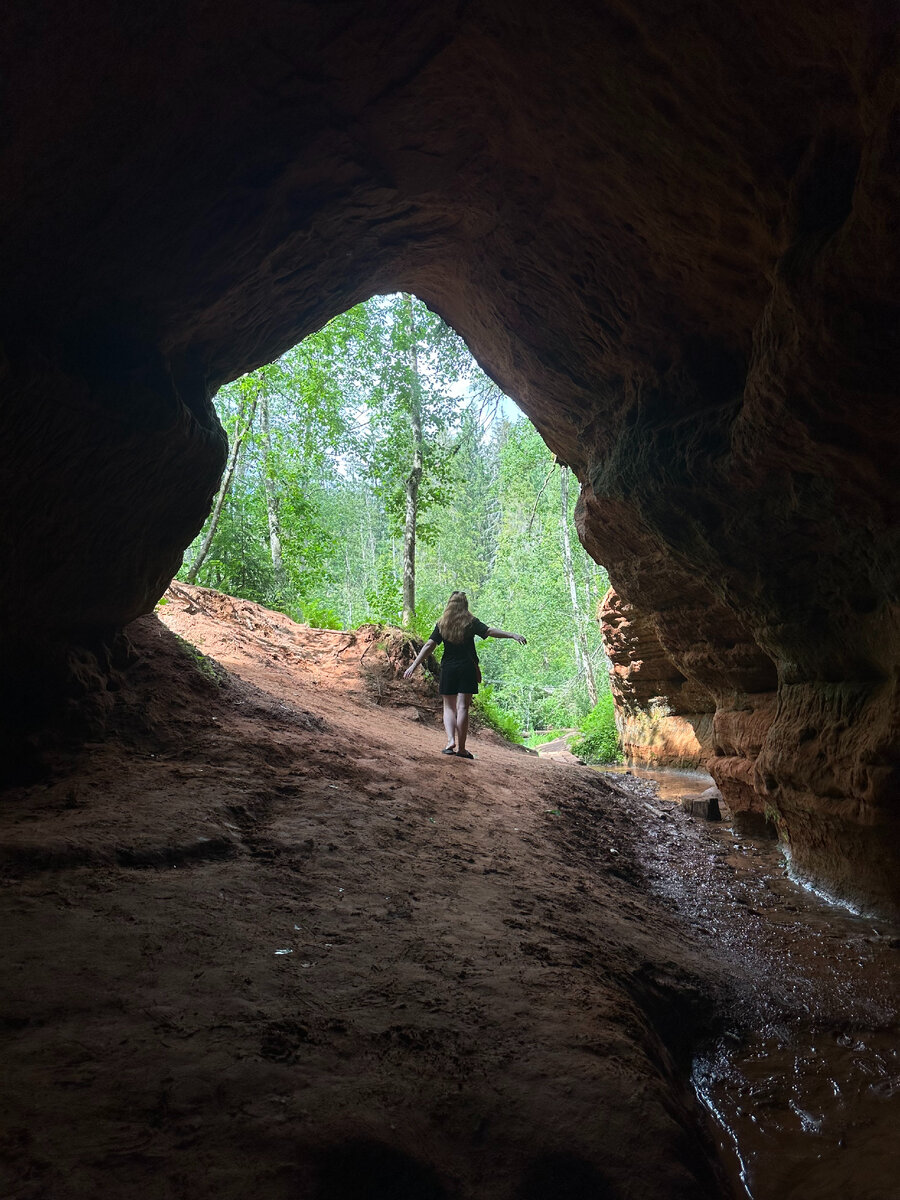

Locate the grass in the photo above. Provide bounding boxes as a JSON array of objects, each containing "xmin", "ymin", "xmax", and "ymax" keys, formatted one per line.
[
  {"xmin": 473, "ymin": 686, "xmax": 523, "ymax": 744},
  {"xmin": 569, "ymin": 692, "xmax": 622, "ymax": 764},
  {"xmin": 524, "ymin": 728, "xmax": 573, "ymax": 749}
]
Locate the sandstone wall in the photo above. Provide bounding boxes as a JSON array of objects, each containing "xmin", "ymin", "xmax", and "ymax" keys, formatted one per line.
[
  {"xmin": 600, "ymin": 589, "xmax": 717, "ymax": 771},
  {"xmin": 1, "ymin": 1, "xmax": 897, "ymax": 909}
]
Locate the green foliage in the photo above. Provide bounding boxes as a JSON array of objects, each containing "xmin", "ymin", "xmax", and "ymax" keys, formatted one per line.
[
  {"xmin": 570, "ymin": 693, "xmax": 622, "ymax": 764},
  {"xmin": 364, "ymin": 551, "xmax": 403, "ymax": 627},
  {"xmin": 178, "ymin": 292, "xmax": 616, "ymax": 738},
  {"xmin": 296, "ymin": 598, "xmax": 343, "ymax": 630},
  {"xmin": 471, "ymin": 420, "xmax": 609, "ymax": 733},
  {"xmin": 340, "ymin": 293, "xmax": 476, "ymax": 552},
  {"xmin": 472, "ymin": 686, "xmax": 523, "ymax": 744},
  {"xmin": 524, "ymin": 729, "xmax": 571, "ymax": 749}
]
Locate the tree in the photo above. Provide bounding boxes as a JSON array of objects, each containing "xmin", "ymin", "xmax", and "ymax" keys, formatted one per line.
[
  {"xmin": 476, "ymin": 420, "xmax": 609, "ymax": 730},
  {"xmin": 402, "ymin": 294, "xmax": 424, "ymax": 626},
  {"xmin": 259, "ymin": 387, "xmax": 287, "ymax": 598},
  {"xmin": 178, "ymin": 295, "xmax": 613, "ymax": 740},
  {"xmin": 184, "ymin": 377, "xmax": 260, "ymax": 583},
  {"xmin": 560, "ymin": 466, "xmax": 598, "ymax": 705},
  {"xmin": 354, "ymin": 293, "xmax": 476, "ymax": 628},
  {"xmin": 180, "ymin": 322, "xmax": 351, "ymax": 609}
]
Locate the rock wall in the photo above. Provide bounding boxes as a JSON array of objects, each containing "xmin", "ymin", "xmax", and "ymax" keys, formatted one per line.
[
  {"xmin": 600, "ymin": 589, "xmax": 716, "ymax": 770},
  {"xmin": 1, "ymin": 1, "xmax": 897, "ymax": 909},
  {"xmin": 598, "ymin": 586, "xmax": 781, "ymax": 817}
]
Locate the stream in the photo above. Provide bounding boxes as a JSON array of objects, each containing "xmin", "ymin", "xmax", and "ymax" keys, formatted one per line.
[{"xmin": 594, "ymin": 766, "xmax": 900, "ymax": 1200}]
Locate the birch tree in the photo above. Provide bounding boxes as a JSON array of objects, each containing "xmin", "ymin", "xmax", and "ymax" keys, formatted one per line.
[
  {"xmin": 184, "ymin": 379, "xmax": 260, "ymax": 583},
  {"xmin": 259, "ymin": 387, "xmax": 287, "ymax": 598},
  {"xmin": 402, "ymin": 294, "xmax": 424, "ymax": 625},
  {"xmin": 559, "ymin": 466, "xmax": 598, "ymax": 705}
]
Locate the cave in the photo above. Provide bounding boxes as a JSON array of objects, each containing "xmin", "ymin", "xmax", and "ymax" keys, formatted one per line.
[
  {"xmin": 5, "ymin": 0, "xmax": 895, "ymax": 909},
  {"xmin": 2, "ymin": 3, "xmax": 899, "ymax": 1192}
]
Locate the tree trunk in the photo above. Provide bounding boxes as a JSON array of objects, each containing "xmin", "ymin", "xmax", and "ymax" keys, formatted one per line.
[
  {"xmin": 344, "ymin": 544, "xmax": 353, "ymax": 626},
  {"xmin": 402, "ymin": 294, "xmax": 423, "ymax": 627},
  {"xmin": 185, "ymin": 387, "xmax": 260, "ymax": 583},
  {"xmin": 560, "ymin": 467, "xmax": 598, "ymax": 705},
  {"xmin": 259, "ymin": 389, "xmax": 288, "ymax": 597}
]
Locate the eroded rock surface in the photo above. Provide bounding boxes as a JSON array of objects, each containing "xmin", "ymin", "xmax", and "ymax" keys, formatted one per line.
[
  {"xmin": 600, "ymin": 587, "xmax": 717, "ymax": 770},
  {"xmin": 1, "ymin": 1, "xmax": 898, "ymax": 907}
]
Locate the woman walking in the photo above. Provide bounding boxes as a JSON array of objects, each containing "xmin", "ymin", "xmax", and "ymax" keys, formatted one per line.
[{"xmin": 403, "ymin": 591, "xmax": 526, "ymax": 758}]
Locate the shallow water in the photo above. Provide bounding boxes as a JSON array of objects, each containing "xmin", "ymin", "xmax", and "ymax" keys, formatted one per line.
[
  {"xmin": 601, "ymin": 766, "xmax": 900, "ymax": 1200},
  {"xmin": 694, "ymin": 1024, "xmax": 900, "ymax": 1200},
  {"xmin": 599, "ymin": 763, "xmax": 715, "ymax": 802}
]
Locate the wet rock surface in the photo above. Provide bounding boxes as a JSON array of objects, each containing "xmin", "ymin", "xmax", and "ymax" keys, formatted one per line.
[
  {"xmin": 599, "ymin": 767, "xmax": 900, "ymax": 1200},
  {"xmin": 1, "ymin": 5, "xmax": 897, "ymax": 903}
]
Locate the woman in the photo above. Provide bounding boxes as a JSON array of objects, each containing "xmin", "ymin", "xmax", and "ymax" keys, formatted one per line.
[{"xmin": 403, "ymin": 591, "xmax": 526, "ymax": 758}]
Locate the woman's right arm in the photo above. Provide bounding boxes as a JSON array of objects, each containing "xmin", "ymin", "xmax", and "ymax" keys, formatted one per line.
[
  {"xmin": 485, "ymin": 628, "xmax": 527, "ymax": 645},
  {"xmin": 403, "ymin": 639, "xmax": 437, "ymax": 678}
]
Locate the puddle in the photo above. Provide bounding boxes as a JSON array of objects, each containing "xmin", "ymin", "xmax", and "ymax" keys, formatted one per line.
[
  {"xmin": 605, "ymin": 766, "xmax": 900, "ymax": 1200},
  {"xmin": 694, "ymin": 1024, "xmax": 900, "ymax": 1200},
  {"xmin": 598, "ymin": 763, "xmax": 714, "ymax": 802}
]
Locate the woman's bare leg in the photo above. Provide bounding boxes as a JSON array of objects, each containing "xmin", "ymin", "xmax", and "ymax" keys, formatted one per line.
[
  {"xmin": 456, "ymin": 693, "xmax": 472, "ymax": 754},
  {"xmin": 442, "ymin": 696, "xmax": 458, "ymax": 750}
]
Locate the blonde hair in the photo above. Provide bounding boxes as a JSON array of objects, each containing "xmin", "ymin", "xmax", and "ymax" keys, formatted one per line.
[{"xmin": 438, "ymin": 591, "xmax": 475, "ymax": 643}]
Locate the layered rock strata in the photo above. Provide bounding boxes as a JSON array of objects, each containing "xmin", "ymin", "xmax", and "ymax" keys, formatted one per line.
[
  {"xmin": 600, "ymin": 589, "xmax": 717, "ymax": 771},
  {"xmin": 1, "ymin": 1, "xmax": 897, "ymax": 908},
  {"xmin": 599, "ymin": 587, "xmax": 780, "ymax": 832}
]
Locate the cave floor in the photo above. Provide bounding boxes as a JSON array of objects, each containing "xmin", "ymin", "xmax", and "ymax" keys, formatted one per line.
[{"xmin": 0, "ymin": 587, "xmax": 897, "ymax": 1200}]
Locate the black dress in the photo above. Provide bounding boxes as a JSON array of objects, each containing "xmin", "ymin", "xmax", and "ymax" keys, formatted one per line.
[{"xmin": 431, "ymin": 618, "xmax": 489, "ymax": 695}]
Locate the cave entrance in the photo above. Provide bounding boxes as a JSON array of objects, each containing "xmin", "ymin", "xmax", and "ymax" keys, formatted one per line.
[{"xmin": 177, "ymin": 291, "xmax": 615, "ymax": 752}]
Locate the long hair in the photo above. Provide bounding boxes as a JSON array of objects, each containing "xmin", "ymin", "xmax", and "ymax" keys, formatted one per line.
[{"xmin": 438, "ymin": 591, "xmax": 475, "ymax": 643}]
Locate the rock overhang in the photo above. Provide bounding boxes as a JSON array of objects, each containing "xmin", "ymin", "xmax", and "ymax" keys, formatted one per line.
[{"xmin": 1, "ymin": 0, "xmax": 897, "ymax": 908}]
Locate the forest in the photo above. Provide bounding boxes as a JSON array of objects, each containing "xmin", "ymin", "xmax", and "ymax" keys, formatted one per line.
[{"xmin": 178, "ymin": 293, "xmax": 619, "ymax": 758}]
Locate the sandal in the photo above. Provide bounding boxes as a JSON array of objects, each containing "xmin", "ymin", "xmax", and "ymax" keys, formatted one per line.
[
  {"xmin": 456, "ymin": 749, "xmax": 474, "ymax": 759},
  {"xmin": 441, "ymin": 746, "xmax": 457, "ymax": 755}
]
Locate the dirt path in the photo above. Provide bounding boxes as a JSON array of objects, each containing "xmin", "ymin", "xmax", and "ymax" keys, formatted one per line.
[{"xmin": 0, "ymin": 587, "xmax": 785, "ymax": 1198}]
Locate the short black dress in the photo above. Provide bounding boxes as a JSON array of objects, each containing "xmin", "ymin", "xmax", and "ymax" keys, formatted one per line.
[{"xmin": 431, "ymin": 618, "xmax": 489, "ymax": 695}]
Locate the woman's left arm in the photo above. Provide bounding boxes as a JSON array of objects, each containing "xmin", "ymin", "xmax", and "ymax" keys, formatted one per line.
[{"xmin": 485, "ymin": 628, "xmax": 527, "ymax": 645}]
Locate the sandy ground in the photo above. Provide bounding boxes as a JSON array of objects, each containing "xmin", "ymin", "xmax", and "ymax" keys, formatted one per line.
[{"xmin": 2, "ymin": 585, "xmax": 892, "ymax": 1199}]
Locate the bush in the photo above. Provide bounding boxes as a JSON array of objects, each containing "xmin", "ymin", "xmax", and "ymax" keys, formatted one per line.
[
  {"xmin": 473, "ymin": 685, "xmax": 523, "ymax": 744},
  {"xmin": 570, "ymin": 692, "xmax": 621, "ymax": 764},
  {"xmin": 297, "ymin": 599, "xmax": 343, "ymax": 630}
]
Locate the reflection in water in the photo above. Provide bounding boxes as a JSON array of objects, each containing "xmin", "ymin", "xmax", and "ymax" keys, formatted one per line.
[
  {"xmin": 598, "ymin": 763, "xmax": 714, "ymax": 802},
  {"xmin": 601, "ymin": 766, "xmax": 900, "ymax": 1200},
  {"xmin": 694, "ymin": 1026, "xmax": 900, "ymax": 1200}
]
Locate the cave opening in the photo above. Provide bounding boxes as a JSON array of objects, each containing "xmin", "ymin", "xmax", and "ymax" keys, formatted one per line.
[
  {"xmin": 175, "ymin": 289, "xmax": 618, "ymax": 755},
  {"xmin": 140, "ymin": 304, "xmax": 896, "ymax": 1200},
  {"xmin": 2, "ymin": 3, "xmax": 898, "ymax": 1196}
]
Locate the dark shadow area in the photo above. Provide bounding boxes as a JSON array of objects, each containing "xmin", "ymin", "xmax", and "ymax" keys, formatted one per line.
[
  {"xmin": 314, "ymin": 1139, "xmax": 448, "ymax": 1200},
  {"xmin": 513, "ymin": 1152, "xmax": 618, "ymax": 1199}
]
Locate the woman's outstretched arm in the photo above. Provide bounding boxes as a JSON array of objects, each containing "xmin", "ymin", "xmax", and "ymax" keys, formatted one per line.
[
  {"xmin": 403, "ymin": 638, "xmax": 437, "ymax": 679},
  {"xmin": 485, "ymin": 628, "xmax": 527, "ymax": 645}
]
